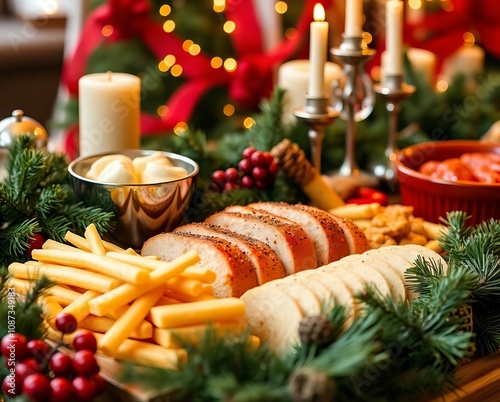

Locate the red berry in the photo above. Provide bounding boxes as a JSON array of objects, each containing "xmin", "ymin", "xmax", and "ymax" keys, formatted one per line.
[
  {"xmin": 210, "ymin": 182, "xmax": 222, "ymax": 192},
  {"xmin": 89, "ymin": 374, "xmax": 106, "ymax": 395},
  {"xmin": 238, "ymin": 158, "xmax": 253, "ymax": 174},
  {"xmin": 263, "ymin": 152, "xmax": 274, "ymax": 166},
  {"xmin": 242, "ymin": 147, "xmax": 255, "ymax": 160},
  {"xmin": 23, "ymin": 373, "xmax": 51, "ymax": 401},
  {"xmin": 27, "ymin": 339, "xmax": 50, "ymax": 363},
  {"xmin": 72, "ymin": 331, "xmax": 98, "ymax": 353},
  {"xmin": 15, "ymin": 358, "xmax": 39, "ymax": 379},
  {"xmin": 223, "ymin": 182, "xmax": 239, "ymax": 192},
  {"xmin": 255, "ymin": 179, "xmax": 270, "ymax": 190},
  {"xmin": 250, "ymin": 151, "xmax": 267, "ymax": 167},
  {"xmin": 49, "ymin": 352, "xmax": 73, "ymax": 377},
  {"xmin": 268, "ymin": 161, "xmax": 279, "ymax": 176},
  {"xmin": 240, "ymin": 175, "xmax": 254, "ymax": 189},
  {"xmin": 26, "ymin": 233, "xmax": 46, "ymax": 258},
  {"xmin": 72, "ymin": 375, "xmax": 97, "ymax": 401},
  {"xmin": 2, "ymin": 370, "xmax": 22, "ymax": 396},
  {"xmin": 224, "ymin": 167, "xmax": 240, "ymax": 183},
  {"xmin": 1, "ymin": 333, "xmax": 29, "ymax": 361},
  {"xmin": 211, "ymin": 170, "xmax": 226, "ymax": 186},
  {"xmin": 72, "ymin": 350, "xmax": 99, "ymax": 376},
  {"xmin": 55, "ymin": 312, "xmax": 78, "ymax": 334},
  {"xmin": 49, "ymin": 377, "xmax": 74, "ymax": 402},
  {"xmin": 252, "ymin": 166, "xmax": 268, "ymax": 181}
]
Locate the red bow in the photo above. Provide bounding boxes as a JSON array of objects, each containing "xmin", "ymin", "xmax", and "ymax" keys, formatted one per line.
[
  {"xmin": 62, "ymin": 0, "xmax": 333, "ymax": 136},
  {"xmin": 404, "ymin": 0, "xmax": 500, "ymax": 73}
]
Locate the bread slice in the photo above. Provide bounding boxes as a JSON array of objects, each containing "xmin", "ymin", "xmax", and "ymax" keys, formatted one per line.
[
  {"xmin": 267, "ymin": 276, "xmax": 322, "ymax": 316},
  {"xmin": 245, "ymin": 202, "xmax": 350, "ymax": 265},
  {"xmin": 174, "ymin": 222, "xmax": 285, "ymax": 285},
  {"xmin": 205, "ymin": 211, "xmax": 317, "ymax": 275},
  {"xmin": 141, "ymin": 232, "xmax": 258, "ymax": 298},
  {"xmin": 241, "ymin": 284, "xmax": 303, "ymax": 353},
  {"xmin": 328, "ymin": 212, "xmax": 370, "ymax": 255},
  {"xmin": 342, "ymin": 254, "xmax": 406, "ymax": 302}
]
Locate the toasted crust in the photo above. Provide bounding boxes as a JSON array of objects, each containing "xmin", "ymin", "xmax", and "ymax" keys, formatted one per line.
[
  {"xmin": 328, "ymin": 213, "xmax": 370, "ymax": 254},
  {"xmin": 246, "ymin": 202, "xmax": 350, "ymax": 265},
  {"xmin": 174, "ymin": 222, "xmax": 285, "ymax": 285},
  {"xmin": 205, "ymin": 211, "xmax": 317, "ymax": 275},
  {"xmin": 141, "ymin": 232, "xmax": 258, "ymax": 298}
]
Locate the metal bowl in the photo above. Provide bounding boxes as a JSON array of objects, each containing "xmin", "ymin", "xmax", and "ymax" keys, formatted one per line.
[{"xmin": 68, "ymin": 150, "xmax": 199, "ymax": 250}]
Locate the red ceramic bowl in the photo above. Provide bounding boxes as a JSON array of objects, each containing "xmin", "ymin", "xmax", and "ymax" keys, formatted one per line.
[{"xmin": 395, "ymin": 140, "xmax": 500, "ymax": 226}]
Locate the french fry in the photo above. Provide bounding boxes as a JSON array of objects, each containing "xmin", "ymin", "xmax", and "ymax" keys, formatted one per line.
[
  {"xmin": 10, "ymin": 262, "xmax": 121, "ymax": 293},
  {"xmin": 329, "ymin": 203, "xmax": 382, "ymax": 220},
  {"xmin": 88, "ymin": 250, "xmax": 200, "ymax": 316},
  {"xmin": 31, "ymin": 249, "xmax": 149, "ymax": 286},
  {"xmin": 84, "ymin": 223, "xmax": 106, "ymax": 255},
  {"xmin": 62, "ymin": 290, "xmax": 101, "ymax": 322},
  {"xmin": 79, "ymin": 315, "xmax": 153, "ymax": 340},
  {"xmin": 149, "ymin": 297, "xmax": 246, "ymax": 329},
  {"xmin": 99, "ymin": 285, "xmax": 165, "ymax": 356}
]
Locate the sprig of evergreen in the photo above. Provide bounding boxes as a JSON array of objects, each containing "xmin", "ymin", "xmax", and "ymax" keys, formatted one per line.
[{"xmin": 0, "ymin": 136, "xmax": 116, "ymax": 269}]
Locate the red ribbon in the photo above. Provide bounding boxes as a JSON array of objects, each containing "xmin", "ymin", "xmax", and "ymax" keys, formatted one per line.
[
  {"xmin": 404, "ymin": 0, "xmax": 500, "ymax": 73},
  {"xmin": 62, "ymin": 0, "xmax": 334, "ymax": 137}
]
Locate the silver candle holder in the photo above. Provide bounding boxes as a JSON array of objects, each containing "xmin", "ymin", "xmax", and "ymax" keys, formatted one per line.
[
  {"xmin": 293, "ymin": 96, "xmax": 339, "ymax": 174},
  {"xmin": 372, "ymin": 74, "xmax": 415, "ymax": 191},
  {"xmin": 330, "ymin": 35, "xmax": 376, "ymax": 178}
]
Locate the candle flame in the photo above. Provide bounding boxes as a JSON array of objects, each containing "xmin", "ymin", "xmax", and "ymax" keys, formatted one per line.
[
  {"xmin": 107, "ymin": 71, "xmax": 112, "ymax": 81},
  {"xmin": 313, "ymin": 3, "xmax": 325, "ymax": 22}
]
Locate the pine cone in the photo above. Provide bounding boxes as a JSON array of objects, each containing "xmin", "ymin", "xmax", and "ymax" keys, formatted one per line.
[
  {"xmin": 289, "ymin": 367, "xmax": 337, "ymax": 402},
  {"xmin": 298, "ymin": 315, "xmax": 337, "ymax": 347},
  {"xmin": 449, "ymin": 303, "xmax": 477, "ymax": 365},
  {"xmin": 270, "ymin": 139, "xmax": 316, "ymax": 186}
]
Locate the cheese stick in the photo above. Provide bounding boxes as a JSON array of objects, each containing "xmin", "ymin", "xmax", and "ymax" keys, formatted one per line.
[
  {"xmin": 164, "ymin": 290, "xmax": 216, "ymax": 304},
  {"xmin": 329, "ymin": 203, "xmax": 382, "ymax": 220},
  {"xmin": 149, "ymin": 297, "xmax": 246, "ymax": 329},
  {"xmin": 40, "ymin": 296, "xmax": 64, "ymax": 330},
  {"xmin": 153, "ymin": 320, "xmax": 244, "ymax": 348},
  {"xmin": 65, "ymin": 230, "xmax": 124, "ymax": 252},
  {"xmin": 88, "ymin": 250, "xmax": 200, "ymax": 316},
  {"xmin": 79, "ymin": 315, "xmax": 153, "ymax": 340},
  {"xmin": 166, "ymin": 276, "xmax": 204, "ymax": 297},
  {"xmin": 62, "ymin": 290, "xmax": 100, "ymax": 322},
  {"xmin": 8, "ymin": 277, "xmax": 82, "ymax": 306},
  {"xmin": 42, "ymin": 239, "xmax": 80, "ymax": 252},
  {"xmin": 31, "ymin": 249, "xmax": 149, "ymax": 286},
  {"xmin": 84, "ymin": 223, "xmax": 106, "ymax": 256},
  {"xmin": 99, "ymin": 285, "xmax": 165, "ymax": 356},
  {"xmin": 180, "ymin": 267, "xmax": 216, "ymax": 283},
  {"xmin": 10, "ymin": 262, "xmax": 121, "ymax": 293}
]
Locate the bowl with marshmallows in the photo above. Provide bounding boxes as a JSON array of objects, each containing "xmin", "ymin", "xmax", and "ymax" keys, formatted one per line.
[{"xmin": 68, "ymin": 150, "xmax": 199, "ymax": 250}]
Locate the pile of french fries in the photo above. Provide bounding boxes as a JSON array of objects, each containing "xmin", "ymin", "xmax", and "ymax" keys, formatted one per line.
[
  {"xmin": 330, "ymin": 203, "xmax": 447, "ymax": 253},
  {"xmin": 8, "ymin": 224, "xmax": 256, "ymax": 369}
]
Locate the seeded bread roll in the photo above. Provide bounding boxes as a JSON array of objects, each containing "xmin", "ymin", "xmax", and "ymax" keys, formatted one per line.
[
  {"xmin": 141, "ymin": 232, "xmax": 258, "ymax": 298},
  {"xmin": 205, "ymin": 211, "xmax": 317, "ymax": 275},
  {"xmin": 174, "ymin": 222, "xmax": 286, "ymax": 285},
  {"xmin": 246, "ymin": 202, "xmax": 350, "ymax": 265}
]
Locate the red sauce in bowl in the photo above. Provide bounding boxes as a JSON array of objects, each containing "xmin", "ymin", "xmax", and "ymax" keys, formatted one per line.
[{"xmin": 418, "ymin": 152, "xmax": 500, "ymax": 184}]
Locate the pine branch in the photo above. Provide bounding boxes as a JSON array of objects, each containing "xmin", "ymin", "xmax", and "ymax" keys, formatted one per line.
[{"xmin": 405, "ymin": 255, "xmax": 448, "ymax": 296}]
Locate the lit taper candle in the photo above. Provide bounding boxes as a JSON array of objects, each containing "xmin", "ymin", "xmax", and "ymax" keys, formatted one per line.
[
  {"xmin": 385, "ymin": 0, "xmax": 404, "ymax": 77},
  {"xmin": 308, "ymin": 3, "xmax": 329, "ymax": 97}
]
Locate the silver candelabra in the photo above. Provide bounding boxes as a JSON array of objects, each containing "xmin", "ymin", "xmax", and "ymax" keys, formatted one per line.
[
  {"xmin": 293, "ymin": 96, "xmax": 339, "ymax": 174},
  {"xmin": 330, "ymin": 35, "xmax": 376, "ymax": 178},
  {"xmin": 373, "ymin": 74, "xmax": 415, "ymax": 191}
]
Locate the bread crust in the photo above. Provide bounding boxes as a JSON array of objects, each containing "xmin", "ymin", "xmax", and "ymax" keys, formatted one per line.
[
  {"xmin": 328, "ymin": 212, "xmax": 371, "ymax": 254},
  {"xmin": 174, "ymin": 222, "xmax": 285, "ymax": 285},
  {"xmin": 247, "ymin": 202, "xmax": 350, "ymax": 265},
  {"xmin": 141, "ymin": 232, "xmax": 258, "ymax": 298},
  {"xmin": 205, "ymin": 211, "xmax": 317, "ymax": 275}
]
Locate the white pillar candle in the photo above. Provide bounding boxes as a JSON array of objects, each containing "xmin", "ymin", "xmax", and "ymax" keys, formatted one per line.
[
  {"xmin": 78, "ymin": 72, "xmax": 141, "ymax": 157},
  {"xmin": 384, "ymin": 0, "xmax": 404, "ymax": 77},
  {"xmin": 309, "ymin": 3, "xmax": 329, "ymax": 97},
  {"xmin": 344, "ymin": 0, "xmax": 363, "ymax": 37},
  {"xmin": 278, "ymin": 60, "xmax": 342, "ymax": 123},
  {"xmin": 407, "ymin": 48, "xmax": 436, "ymax": 86}
]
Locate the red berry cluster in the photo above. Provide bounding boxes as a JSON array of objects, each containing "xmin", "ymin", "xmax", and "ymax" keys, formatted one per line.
[
  {"xmin": 1, "ymin": 312, "xmax": 104, "ymax": 402},
  {"xmin": 211, "ymin": 147, "xmax": 279, "ymax": 192}
]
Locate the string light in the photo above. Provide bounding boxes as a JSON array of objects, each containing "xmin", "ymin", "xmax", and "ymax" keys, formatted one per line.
[
  {"xmin": 171, "ymin": 64, "xmax": 183, "ymax": 77},
  {"xmin": 174, "ymin": 122, "xmax": 188, "ymax": 135},
  {"xmin": 101, "ymin": 24, "xmax": 114, "ymax": 37},
  {"xmin": 223, "ymin": 58, "xmax": 237, "ymax": 72},
  {"xmin": 157, "ymin": 105, "xmax": 169, "ymax": 117},
  {"xmin": 211, "ymin": 57, "xmax": 223, "ymax": 69},
  {"xmin": 223, "ymin": 21, "xmax": 236, "ymax": 34},
  {"xmin": 163, "ymin": 20, "xmax": 175, "ymax": 33},
  {"xmin": 159, "ymin": 4, "xmax": 171, "ymax": 16},
  {"xmin": 213, "ymin": 0, "xmax": 225, "ymax": 13},
  {"xmin": 158, "ymin": 60, "xmax": 168, "ymax": 72},
  {"xmin": 408, "ymin": 0, "xmax": 421, "ymax": 10},
  {"xmin": 182, "ymin": 40, "xmax": 194, "ymax": 52},
  {"xmin": 223, "ymin": 104, "xmax": 235, "ymax": 116},
  {"xmin": 164, "ymin": 54, "xmax": 176, "ymax": 67},
  {"xmin": 243, "ymin": 117, "xmax": 255, "ymax": 129},
  {"xmin": 275, "ymin": 1, "xmax": 288, "ymax": 14},
  {"xmin": 436, "ymin": 79, "xmax": 449, "ymax": 93},
  {"xmin": 463, "ymin": 31, "xmax": 475, "ymax": 46}
]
